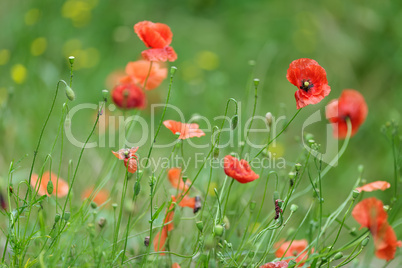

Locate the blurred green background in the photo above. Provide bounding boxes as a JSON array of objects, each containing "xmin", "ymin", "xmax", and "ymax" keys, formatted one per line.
[{"xmin": 0, "ymin": 0, "xmax": 401, "ymax": 249}]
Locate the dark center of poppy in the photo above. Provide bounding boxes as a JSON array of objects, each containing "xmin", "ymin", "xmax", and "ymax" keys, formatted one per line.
[
  {"xmin": 124, "ymin": 150, "xmax": 129, "ymax": 158},
  {"xmin": 292, "ymin": 250, "xmax": 299, "ymax": 256},
  {"xmin": 300, "ymin": 79, "xmax": 314, "ymax": 92}
]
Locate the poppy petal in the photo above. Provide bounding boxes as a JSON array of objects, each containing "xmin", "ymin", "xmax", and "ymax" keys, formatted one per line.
[{"xmin": 356, "ymin": 181, "xmax": 391, "ymax": 192}]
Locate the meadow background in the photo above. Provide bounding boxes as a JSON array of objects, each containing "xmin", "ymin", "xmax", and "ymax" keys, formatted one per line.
[{"xmin": 0, "ymin": 0, "xmax": 401, "ymax": 266}]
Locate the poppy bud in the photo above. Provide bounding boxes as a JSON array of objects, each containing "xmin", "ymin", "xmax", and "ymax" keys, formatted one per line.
[
  {"xmin": 102, "ymin": 89, "xmax": 109, "ymax": 102},
  {"xmin": 333, "ymin": 252, "xmax": 343, "ymax": 260},
  {"xmin": 98, "ymin": 217, "xmax": 106, "ymax": 228},
  {"xmin": 223, "ymin": 216, "xmax": 230, "ymax": 230},
  {"xmin": 304, "ymin": 133, "xmax": 314, "ymax": 142},
  {"xmin": 288, "ymin": 172, "xmax": 296, "ymax": 180},
  {"xmin": 352, "ymin": 190, "xmax": 359, "ymax": 199},
  {"xmin": 213, "ymin": 147, "xmax": 219, "ymax": 159},
  {"xmin": 68, "ymin": 56, "xmax": 75, "ymax": 65},
  {"xmin": 265, "ymin": 112, "xmax": 273, "ymax": 127},
  {"xmin": 358, "ymin": 165, "xmax": 364, "ymax": 174},
  {"xmin": 64, "ymin": 116, "xmax": 71, "ymax": 129},
  {"xmin": 112, "ymin": 203, "xmax": 118, "ymax": 209},
  {"xmin": 231, "ymin": 115, "xmax": 238, "ymax": 130},
  {"xmin": 253, "ymin": 78, "xmax": 260, "ymax": 87},
  {"xmin": 47, "ymin": 180, "xmax": 53, "ymax": 195},
  {"xmin": 196, "ymin": 221, "xmax": 204, "ymax": 232},
  {"xmin": 249, "ymin": 201, "xmax": 256, "ymax": 211},
  {"xmin": 65, "ymin": 85, "xmax": 76, "ymax": 101},
  {"xmin": 134, "ymin": 180, "xmax": 141, "ymax": 196},
  {"xmin": 144, "ymin": 236, "xmax": 150, "ymax": 247},
  {"xmin": 287, "ymin": 227, "xmax": 295, "ymax": 237},
  {"xmin": 90, "ymin": 202, "xmax": 97, "ymax": 209},
  {"xmin": 295, "ymin": 163, "xmax": 302, "ymax": 171},
  {"xmin": 54, "ymin": 214, "xmax": 61, "ymax": 223},
  {"xmin": 182, "ymin": 176, "xmax": 188, "ymax": 185},
  {"xmin": 214, "ymin": 225, "xmax": 224, "ymax": 237},
  {"xmin": 170, "ymin": 66, "xmax": 177, "ymax": 76},
  {"xmin": 361, "ymin": 236, "xmax": 369, "ymax": 247},
  {"xmin": 290, "ymin": 204, "xmax": 298, "ymax": 212},
  {"xmin": 63, "ymin": 212, "xmax": 71, "ymax": 221},
  {"xmin": 194, "ymin": 196, "xmax": 202, "ymax": 214}
]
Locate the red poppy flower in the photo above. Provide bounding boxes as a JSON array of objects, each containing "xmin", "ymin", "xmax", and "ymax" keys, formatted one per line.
[
  {"xmin": 352, "ymin": 197, "xmax": 388, "ymax": 231},
  {"xmin": 260, "ymin": 261, "xmax": 288, "ymax": 268},
  {"xmin": 141, "ymin": 47, "xmax": 177, "ymax": 62},
  {"xmin": 111, "ymin": 82, "xmax": 146, "ymax": 110},
  {"xmin": 125, "ymin": 60, "xmax": 168, "ymax": 90},
  {"xmin": 112, "ymin": 147, "xmax": 138, "ymax": 173},
  {"xmin": 30, "ymin": 171, "xmax": 69, "ymax": 197},
  {"xmin": 373, "ymin": 224, "xmax": 402, "ymax": 261},
  {"xmin": 134, "ymin": 21, "xmax": 177, "ymax": 62},
  {"xmin": 275, "ymin": 239, "xmax": 311, "ymax": 267},
  {"xmin": 82, "ymin": 187, "xmax": 109, "ymax": 206},
  {"xmin": 172, "ymin": 194, "xmax": 201, "ymax": 214},
  {"xmin": 326, "ymin": 89, "xmax": 368, "ymax": 139},
  {"xmin": 356, "ymin": 181, "xmax": 391, "ymax": 193},
  {"xmin": 163, "ymin": 120, "xmax": 205, "ymax": 139},
  {"xmin": 286, "ymin": 58, "xmax": 331, "ymax": 109},
  {"xmin": 223, "ymin": 155, "xmax": 259, "ymax": 184},
  {"xmin": 134, "ymin": 21, "xmax": 173, "ymax": 48},
  {"xmin": 154, "ymin": 196, "xmax": 176, "ymax": 254},
  {"xmin": 172, "ymin": 263, "xmax": 181, "ymax": 268},
  {"xmin": 352, "ymin": 198, "xmax": 401, "ymax": 261},
  {"xmin": 168, "ymin": 168, "xmax": 191, "ymax": 192}
]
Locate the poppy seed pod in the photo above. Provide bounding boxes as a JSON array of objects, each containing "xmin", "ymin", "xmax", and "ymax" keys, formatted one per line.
[
  {"xmin": 90, "ymin": 202, "xmax": 97, "ymax": 209},
  {"xmin": 54, "ymin": 214, "xmax": 61, "ymax": 223},
  {"xmin": 68, "ymin": 56, "xmax": 75, "ymax": 65},
  {"xmin": 352, "ymin": 190, "xmax": 359, "ymax": 199},
  {"xmin": 290, "ymin": 204, "xmax": 298, "ymax": 212},
  {"xmin": 361, "ymin": 236, "xmax": 369, "ymax": 247},
  {"xmin": 214, "ymin": 225, "xmax": 224, "ymax": 237},
  {"xmin": 170, "ymin": 66, "xmax": 177, "ymax": 76}
]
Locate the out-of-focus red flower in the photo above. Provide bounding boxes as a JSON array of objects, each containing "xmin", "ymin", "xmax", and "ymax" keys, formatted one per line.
[
  {"xmin": 163, "ymin": 120, "xmax": 205, "ymax": 139},
  {"xmin": 30, "ymin": 171, "xmax": 69, "ymax": 197},
  {"xmin": 356, "ymin": 181, "xmax": 391, "ymax": 193},
  {"xmin": 260, "ymin": 261, "xmax": 288, "ymax": 268},
  {"xmin": 134, "ymin": 21, "xmax": 177, "ymax": 62},
  {"xmin": 141, "ymin": 46, "xmax": 177, "ymax": 62},
  {"xmin": 82, "ymin": 187, "xmax": 109, "ymax": 206},
  {"xmin": 172, "ymin": 263, "xmax": 181, "ymax": 268},
  {"xmin": 374, "ymin": 224, "xmax": 402, "ymax": 261},
  {"xmin": 275, "ymin": 239, "xmax": 311, "ymax": 267},
  {"xmin": 352, "ymin": 197, "xmax": 388, "ymax": 231},
  {"xmin": 112, "ymin": 147, "xmax": 139, "ymax": 173},
  {"xmin": 352, "ymin": 197, "xmax": 401, "ymax": 261},
  {"xmin": 111, "ymin": 83, "xmax": 146, "ymax": 110},
  {"xmin": 0, "ymin": 192, "xmax": 6, "ymax": 210},
  {"xmin": 168, "ymin": 168, "xmax": 191, "ymax": 192},
  {"xmin": 172, "ymin": 194, "xmax": 201, "ymax": 214},
  {"xmin": 223, "ymin": 155, "xmax": 259, "ymax": 184},
  {"xmin": 154, "ymin": 196, "xmax": 176, "ymax": 254},
  {"xmin": 326, "ymin": 89, "xmax": 368, "ymax": 139},
  {"xmin": 125, "ymin": 60, "xmax": 167, "ymax": 90},
  {"xmin": 134, "ymin": 21, "xmax": 172, "ymax": 48},
  {"xmin": 286, "ymin": 58, "xmax": 331, "ymax": 109}
]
